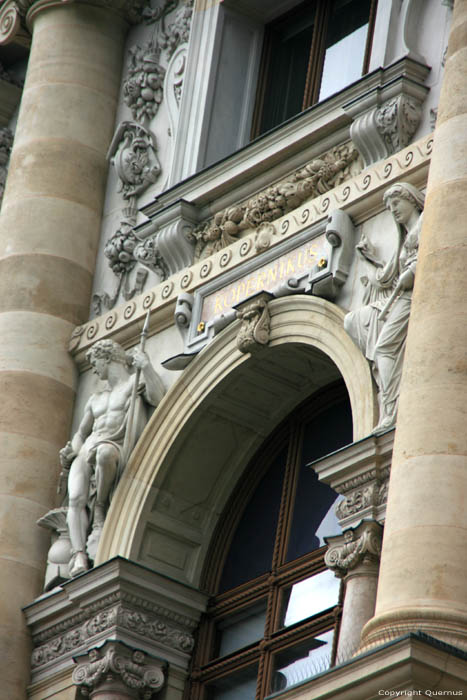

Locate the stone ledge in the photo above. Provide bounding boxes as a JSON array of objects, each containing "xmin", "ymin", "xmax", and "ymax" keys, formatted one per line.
[
  {"xmin": 23, "ymin": 556, "xmax": 207, "ymax": 685},
  {"xmin": 265, "ymin": 633, "xmax": 467, "ymax": 700}
]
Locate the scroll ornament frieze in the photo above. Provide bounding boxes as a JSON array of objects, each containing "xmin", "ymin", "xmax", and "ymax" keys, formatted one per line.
[
  {"xmin": 0, "ymin": 126, "xmax": 13, "ymax": 207},
  {"xmin": 190, "ymin": 144, "xmax": 362, "ymax": 262},
  {"xmin": 72, "ymin": 642, "xmax": 165, "ymax": 698},
  {"xmin": 325, "ymin": 521, "xmax": 383, "ymax": 577},
  {"xmin": 344, "ymin": 181, "xmax": 425, "ymax": 432}
]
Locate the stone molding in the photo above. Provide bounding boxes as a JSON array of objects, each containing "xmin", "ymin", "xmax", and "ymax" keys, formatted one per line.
[
  {"xmin": 312, "ymin": 429, "xmax": 394, "ymax": 530},
  {"xmin": 72, "ymin": 640, "xmax": 165, "ymax": 698},
  {"xmin": 69, "ymin": 133, "xmax": 432, "ymax": 366},
  {"xmin": 324, "ymin": 520, "xmax": 383, "ymax": 578},
  {"xmin": 24, "ymin": 557, "xmax": 207, "ymax": 684}
]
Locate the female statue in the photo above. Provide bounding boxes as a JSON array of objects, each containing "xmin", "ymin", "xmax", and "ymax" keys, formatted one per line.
[{"xmin": 344, "ymin": 182, "xmax": 425, "ymax": 431}]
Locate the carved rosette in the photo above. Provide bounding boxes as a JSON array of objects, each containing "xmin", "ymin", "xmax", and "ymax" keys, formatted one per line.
[
  {"xmin": 72, "ymin": 641, "xmax": 165, "ymax": 699},
  {"xmin": 235, "ymin": 293, "xmax": 272, "ymax": 354},
  {"xmin": 190, "ymin": 143, "xmax": 361, "ymax": 261},
  {"xmin": 325, "ymin": 520, "xmax": 383, "ymax": 578}
]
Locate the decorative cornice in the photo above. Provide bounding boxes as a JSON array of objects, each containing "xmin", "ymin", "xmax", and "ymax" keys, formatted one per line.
[{"xmin": 72, "ymin": 641, "xmax": 165, "ymax": 698}]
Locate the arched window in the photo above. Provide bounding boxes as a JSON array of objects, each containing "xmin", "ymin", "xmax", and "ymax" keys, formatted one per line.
[{"xmin": 188, "ymin": 382, "xmax": 352, "ymax": 699}]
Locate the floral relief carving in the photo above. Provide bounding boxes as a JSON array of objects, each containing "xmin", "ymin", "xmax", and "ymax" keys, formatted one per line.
[
  {"xmin": 31, "ymin": 603, "xmax": 195, "ymax": 670},
  {"xmin": 124, "ymin": 42, "xmax": 165, "ymax": 124},
  {"xmin": 189, "ymin": 144, "xmax": 361, "ymax": 261}
]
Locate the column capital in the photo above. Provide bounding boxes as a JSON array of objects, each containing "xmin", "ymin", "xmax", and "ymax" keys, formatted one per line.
[
  {"xmin": 72, "ymin": 640, "xmax": 165, "ymax": 699},
  {"xmin": 0, "ymin": 0, "xmax": 147, "ymax": 45},
  {"xmin": 325, "ymin": 520, "xmax": 383, "ymax": 578}
]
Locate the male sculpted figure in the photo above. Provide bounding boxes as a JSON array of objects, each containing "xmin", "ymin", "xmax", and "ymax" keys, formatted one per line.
[{"xmin": 59, "ymin": 339, "xmax": 164, "ymax": 577}]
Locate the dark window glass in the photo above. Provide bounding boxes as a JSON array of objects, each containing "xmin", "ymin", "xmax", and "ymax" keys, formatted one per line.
[
  {"xmin": 253, "ymin": 0, "xmax": 377, "ymax": 136},
  {"xmin": 190, "ymin": 385, "xmax": 351, "ymax": 700},
  {"xmin": 219, "ymin": 446, "xmax": 287, "ymax": 592},
  {"xmin": 286, "ymin": 400, "xmax": 353, "ymax": 561}
]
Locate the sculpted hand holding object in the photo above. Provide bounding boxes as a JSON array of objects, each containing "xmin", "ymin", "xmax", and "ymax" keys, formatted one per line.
[
  {"xmin": 60, "ymin": 339, "xmax": 164, "ymax": 577},
  {"xmin": 344, "ymin": 182, "xmax": 424, "ymax": 432}
]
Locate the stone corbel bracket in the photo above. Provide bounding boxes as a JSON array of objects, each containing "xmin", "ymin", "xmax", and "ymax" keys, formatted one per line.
[
  {"xmin": 234, "ymin": 291, "xmax": 273, "ymax": 355},
  {"xmin": 344, "ymin": 57, "xmax": 430, "ymax": 167},
  {"xmin": 135, "ymin": 199, "xmax": 198, "ymax": 278},
  {"xmin": 325, "ymin": 520, "xmax": 383, "ymax": 578},
  {"xmin": 311, "ymin": 429, "xmax": 394, "ymax": 531}
]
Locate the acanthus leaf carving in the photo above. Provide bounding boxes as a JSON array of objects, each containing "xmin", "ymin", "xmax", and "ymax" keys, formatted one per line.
[
  {"xmin": 189, "ymin": 143, "xmax": 361, "ymax": 262},
  {"xmin": 375, "ymin": 95, "xmax": 422, "ymax": 154}
]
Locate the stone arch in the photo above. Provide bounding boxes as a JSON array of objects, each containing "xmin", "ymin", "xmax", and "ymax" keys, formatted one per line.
[{"xmin": 96, "ymin": 295, "xmax": 377, "ymax": 585}]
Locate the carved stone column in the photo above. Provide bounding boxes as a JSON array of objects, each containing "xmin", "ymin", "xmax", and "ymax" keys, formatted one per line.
[
  {"xmin": 73, "ymin": 641, "xmax": 165, "ymax": 700},
  {"xmin": 361, "ymin": 0, "xmax": 467, "ymax": 652},
  {"xmin": 0, "ymin": 1, "xmax": 139, "ymax": 695},
  {"xmin": 325, "ymin": 520, "xmax": 383, "ymax": 662}
]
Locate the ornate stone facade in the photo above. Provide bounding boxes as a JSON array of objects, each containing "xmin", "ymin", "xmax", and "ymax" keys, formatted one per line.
[{"xmin": 235, "ymin": 292, "xmax": 272, "ymax": 354}]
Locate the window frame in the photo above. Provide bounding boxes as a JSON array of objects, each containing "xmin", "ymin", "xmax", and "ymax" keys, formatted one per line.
[
  {"xmin": 251, "ymin": 0, "xmax": 378, "ymax": 138},
  {"xmin": 187, "ymin": 383, "xmax": 351, "ymax": 700}
]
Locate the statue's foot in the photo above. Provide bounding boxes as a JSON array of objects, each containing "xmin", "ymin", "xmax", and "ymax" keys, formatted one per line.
[
  {"xmin": 69, "ymin": 550, "xmax": 89, "ymax": 577},
  {"xmin": 86, "ymin": 526, "xmax": 103, "ymax": 562}
]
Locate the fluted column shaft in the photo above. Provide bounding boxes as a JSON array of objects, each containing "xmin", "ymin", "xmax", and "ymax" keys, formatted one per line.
[
  {"xmin": 0, "ymin": 3, "xmax": 127, "ymax": 695},
  {"xmin": 361, "ymin": 0, "xmax": 467, "ymax": 650}
]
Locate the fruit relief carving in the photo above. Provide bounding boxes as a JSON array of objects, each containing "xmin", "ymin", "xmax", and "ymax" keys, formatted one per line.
[
  {"xmin": 190, "ymin": 144, "xmax": 362, "ymax": 262},
  {"xmin": 123, "ymin": 0, "xmax": 193, "ymax": 124},
  {"xmin": 344, "ymin": 182, "xmax": 425, "ymax": 432}
]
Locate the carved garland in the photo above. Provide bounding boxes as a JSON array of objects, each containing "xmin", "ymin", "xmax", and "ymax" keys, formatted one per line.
[{"xmin": 189, "ymin": 143, "xmax": 362, "ymax": 262}]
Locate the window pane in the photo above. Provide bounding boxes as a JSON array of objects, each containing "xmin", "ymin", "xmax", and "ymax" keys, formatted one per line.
[
  {"xmin": 216, "ymin": 600, "xmax": 267, "ymax": 657},
  {"xmin": 207, "ymin": 665, "xmax": 258, "ymax": 700},
  {"xmin": 271, "ymin": 630, "xmax": 334, "ymax": 692},
  {"xmin": 259, "ymin": 5, "xmax": 315, "ymax": 134},
  {"xmin": 319, "ymin": 0, "xmax": 372, "ymax": 101},
  {"xmin": 286, "ymin": 400, "xmax": 352, "ymax": 562},
  {"xmin": 280, "ymin": 569, "xmax": 340, "ymax": 628},
  {"xmin": 219, "ymin": 446, "xmax": 287, "ymax": 592}
]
